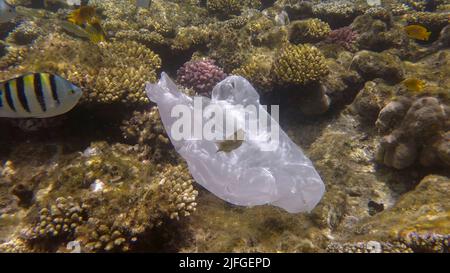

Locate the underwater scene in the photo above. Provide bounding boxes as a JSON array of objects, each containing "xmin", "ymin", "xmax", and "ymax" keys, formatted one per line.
[{"xmin": 0, "ymin": 0, "xmax": 448, "ymax": 254}]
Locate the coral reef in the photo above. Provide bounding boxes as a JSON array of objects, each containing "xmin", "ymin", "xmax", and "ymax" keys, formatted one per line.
[
  {"xmin": 177, "ymin": 58, "xmax": 227, "ymax": 96},
  {"xmin": 327, "ymin": 233, "xmax": 450, "ymax": 253},
  {"xmin": 157, "ymin": 165, "xmax": 199, "ymax": 220},
  {"xmin": 324, "ymin": 26, "xmax": 359, "ymax": 52},
  {"xmin": 232, "ymin": 50, "xmax": 274, "ymax": 93},
  {"xmin": 24, "ymin": 197, "xmax": 86, "ymax": 242},
  {"xmin": 272, "ymin": 44, "xmax": 328, "ymax": 86},
  {"xmin": 206, "ymin": 0, "xmax": 261, "ymax": 18},
  {"xmin": 288, "ymin": 19, "xmax": 331, "ymax": 44},
  {"xmin": 312, "ymin": 0, "xmax": 365, "ymax": 28},
  {"xmin": 351, "ymin": 14, "xmax": 413, "ymax": 54},
  {"xmin": 376, "ymin": 96, "xmax": 449, "ymax": 169},
  {"xmin": 121, "ymin": 107, "xmax": 178, "ymax": 162},
  {"xmin": 404, "ymin": 12, "xmax": 450, "ymax": 33},
  {"xmin": 344, "ymin": 174, "xmax": 450, "ymax": 252},
  {"xmin": 0, "ymin": 142, "xmax": 198, "ymax": 252},
  {"xmin": 5, "ymin": 21, "xmax": 43, "ymax": 46},
  {"xmin": 351, "ymin": 50, "xmax": 405, "ymax": 83},
  {"xmin": 0, "ymin": 34, "xmax": 161, "ymax": 105}
]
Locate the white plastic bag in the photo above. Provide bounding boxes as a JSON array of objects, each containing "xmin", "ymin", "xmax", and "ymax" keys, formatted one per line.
[{"xmin": 146, "ymin": 73, "xmax": 325, "ymax": 213}]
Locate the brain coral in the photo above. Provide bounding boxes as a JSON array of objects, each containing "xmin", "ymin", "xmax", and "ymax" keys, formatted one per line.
[
  {"xmin": 272, "ymin": 44, "xmax": 329, "ymax": 86},
  {"xmin": 177, "ymin": 58, "xmax": 227, "ymax": 95}
]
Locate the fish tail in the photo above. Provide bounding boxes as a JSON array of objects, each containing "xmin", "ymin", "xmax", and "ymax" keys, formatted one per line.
[{"xmin": 425, "ymin": 31, "xmax": 431, "ymax": 41}]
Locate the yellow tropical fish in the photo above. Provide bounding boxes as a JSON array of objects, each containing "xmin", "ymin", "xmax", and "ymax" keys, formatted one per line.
[
  {"xmin": 402, "ymin": 78, "xmax": 426, "ymax": 93},
  {"xmin": 68, "ymin": 5, "xmax": 97, "ymax": 26},
  {"xmin": 84, "ymin": 17, "xmax": 106, "ymax": 43},
  {"xmin": 404, "ymin": 25, "xmax": 431, "ymax": 41},
  {"xmin": 62, "ymin": 6, "xmax": 106, "ymax": 44}
]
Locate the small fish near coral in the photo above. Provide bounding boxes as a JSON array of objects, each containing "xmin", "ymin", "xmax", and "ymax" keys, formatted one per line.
[
  {"xmin": 404, "ymin": 25, "xmax": 431, "ymax": 41},
  {"xmin": 0, "ymin": 73, "xmax": 82, "ymax": 118},
  {"xmin": 216, "ymin": 129, "xmax": 245, "ymax": 153},
  {"xmin": 62, "ymin": 5, "xmax": 106, "ymax": 43},
  {"xmin": 68, "ymin": 5, "xmax": 97, "ymax": 26},
  {"xmin": 402, "ymin": 78, "xmax": 426, "ymax": 93},
  {"xmin": 0, "ymin": 0, "xmax": 17, "ymax": 23}
]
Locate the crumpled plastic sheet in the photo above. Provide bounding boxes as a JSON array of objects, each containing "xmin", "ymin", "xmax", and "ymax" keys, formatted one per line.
[{"xmin": 146, "ymin": 73, "xmax": 325, "ymax": 213}]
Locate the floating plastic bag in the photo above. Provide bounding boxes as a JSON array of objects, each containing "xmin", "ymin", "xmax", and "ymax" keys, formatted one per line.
[{"xmin": 146, "ymin": 73, "xmax": 325, "ymax": 213}]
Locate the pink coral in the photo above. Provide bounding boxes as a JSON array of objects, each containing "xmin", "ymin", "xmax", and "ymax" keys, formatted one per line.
[
  {"xmin": 325, "ymin": 26, "xmax": 359, "ymax": 52},
  {"xmin": 177, "ymin": 58, "xmax": 227, "ymax": 95}
]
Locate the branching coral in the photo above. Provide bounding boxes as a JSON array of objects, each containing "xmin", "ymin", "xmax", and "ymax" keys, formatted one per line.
[
  {"xmin": 207, "ymin": 0, "xmax": 261, "ymax": 18},
  {"xmin": 364, "ymin": 6, "xmax": 393, "ymax": 23},
  {"xmin": 82, "ymin": 218, "xmax": 131, "ymax": 252},
  {"xmin": 288, "ymin": 19, "xmax": 331, "ymax": 44},
  {"xmin": 121, "ymin": 107, "xmax": 177, "ymax": 162},
  {"xmin": 172, "ymin": 25, "xmax": 212, "ymax": 51},
  {"xmin": 324, "ymin": 26, "xmax": 359, "ymax": 52},
  {"xmin": 0, "ymin": 33, "xmax": 161, "ymax": 105},
  {"xmin": 177, "ymin": 58, "xmax": 227, "ymax": 95},
  {"xmin": 91, "ymin": 41, "xmax": 161, "ymax": 104},
  {"xmin": 208, "ymin": 27, "xmax": 252, "ymax": 72},
  {"xmin": 14, "ymin": 142, "xmax": 198, "ymax": 252},
  {"xmin": 0, "ymin": 46, "xmax": 27, "ymax": 70},
  {"xmin": 24, "ymin": 197, "xmax": 86, "ymax": 242},
  {"xmin": 232, "ymin": 51, "xmax": 274, "ymax": 93},
  {"xmin": 272, "ymin": 43, "xmax": 329, "ymax": 86},
  {"xmin": 312, "ymin": 0, "xmax": 365, "ymax": 28},
  {"xmin": 114, "ymin": 29, "xmax": 167, "ymax": 48},
  {"xmin": 156, "ymin": 164, "xmax": 198, "ymax": 220},
  {"xmin": 5, "ymin": 21, "xmax": 43, "ymax": 46}
]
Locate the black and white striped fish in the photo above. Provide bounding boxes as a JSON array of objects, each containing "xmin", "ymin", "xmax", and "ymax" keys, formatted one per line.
[{"xmin": 0, "ymin": 73, "xmax": 83, "ymax": 118}]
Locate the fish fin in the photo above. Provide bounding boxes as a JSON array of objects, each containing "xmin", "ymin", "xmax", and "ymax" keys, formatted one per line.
[{"xmin": 425, "ymin": 31, "xmax": 431, "ymax": 40}]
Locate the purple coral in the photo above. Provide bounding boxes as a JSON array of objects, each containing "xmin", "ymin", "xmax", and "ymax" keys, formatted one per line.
[
  {"xmin": 177, "ymin": 58, "xmax": 227, "ymax": 95},
  {"xmin": 325, "ymin": 26, "xmax": 359, "ymax": 52}
]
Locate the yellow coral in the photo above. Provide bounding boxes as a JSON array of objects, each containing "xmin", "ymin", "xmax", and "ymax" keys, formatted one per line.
[
  {"xmin": 232, "ymin": 51, "xmax": 274, "ymax": 93},
  {"xmin": 273, "ymin": 44, "xmax": 329, "ymax": 86},
  {"xmin": 288, "ymin": 19, "xmax": 331, "ymax": 44},
  {"xmin": 172, "ymin": 25, "xmax": 211, "ymax": 51},
  {"xmin": 92, "ymin": 41, "xmax": 161, "ymax": 104},
  {"xmin": 0, "ymin": 47, "xmax": 27, "ymax": 70},
  {"xmin": 157, "ymin": 164, "xmax": 198, "ymax": 220},
  {"xmin": 0, "ymin": 33, "xmax": 161, "ymax": 105},
  {"xmin": 207, "ymin": 0, "xmax": 260, "ymax": 16}
]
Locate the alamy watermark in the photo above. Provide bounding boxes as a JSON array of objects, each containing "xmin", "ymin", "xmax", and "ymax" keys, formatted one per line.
[{"xmin": 169, "ymin": 97, "xmax": 280, "ymax": 152}]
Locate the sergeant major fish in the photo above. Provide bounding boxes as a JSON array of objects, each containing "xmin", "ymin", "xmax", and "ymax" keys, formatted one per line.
[
  {"xmin": 0, "ymin": 73, "xmax": 82, "ymax": 118},
  {"xmin": 0, "ymin": 0, "xmax": 17, "ymax": 23}
]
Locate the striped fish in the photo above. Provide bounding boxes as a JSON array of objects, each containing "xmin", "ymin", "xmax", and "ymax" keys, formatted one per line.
[{"xmin": 0, "ymin": 73, "xmax": 83, "ymax": 118}]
